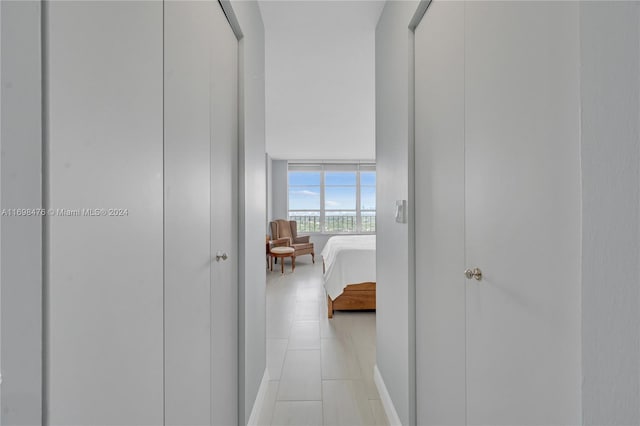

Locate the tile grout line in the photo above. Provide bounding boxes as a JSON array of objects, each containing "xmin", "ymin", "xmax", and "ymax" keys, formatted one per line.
[{"xmin": 267, "ymin": 261, "xmax": 381, "ymax": 425}]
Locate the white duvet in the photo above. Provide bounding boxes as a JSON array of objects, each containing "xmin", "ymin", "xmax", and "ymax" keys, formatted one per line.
[{"xmin": 321, "ymin": 235, "xmax": 376, "ymax": 300}]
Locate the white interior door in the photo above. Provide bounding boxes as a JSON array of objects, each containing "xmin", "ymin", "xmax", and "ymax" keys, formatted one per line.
[
  {"xmin": 44, "ymin": 1, "xmax": 237, "ymax": 424},
  {"xmin": 464, "ymin": 2, "xmax": 581, "ymax": 424},
  {"xmin": 415, "ymin": 1, "xmax": 582, "ymax": 424},
  {"xmin": 164, "ymin": 2, "xmax": 214, "ymax": 423},
  {"xmin": 46, "ymin": 2, "xmax": 164, "ymax": 424},
  {"xmin": 165, "ymin": 1, "xmax": 238, "ymax": 424},
  {"xmin": 414, "ymin": 2, "xmax": 466, "ymax": 425},
  {"xmin": 210, "ymin": 3, "xmax": 239, "ymax": 425}
]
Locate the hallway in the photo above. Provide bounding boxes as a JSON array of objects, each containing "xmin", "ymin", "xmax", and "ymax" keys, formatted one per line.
[
  {"xmin": 257, "ymin": 259, "xmax": 388, "ymax": 426},
  {"xmin": 2, "ymin": 0, "xmax": 639, "ymax": 424}
]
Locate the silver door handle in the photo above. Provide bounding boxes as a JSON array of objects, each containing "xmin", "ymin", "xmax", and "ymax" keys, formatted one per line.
[
  {"xmin": 464, "ymin": 268, "xmax": 483, "ymax": 281},
  {"xmin": 215, "ymin": 252, "xmax": 228, "ymax": 262}
]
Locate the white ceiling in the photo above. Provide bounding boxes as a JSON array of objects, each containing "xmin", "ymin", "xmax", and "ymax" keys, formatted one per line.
[
  {"xmin": 259, "ymin": 1, "xmax": 386, "ymax": 31},
  {"xmin": 259, "ymin": 1, "xmax": 386, "ymax": 160}
]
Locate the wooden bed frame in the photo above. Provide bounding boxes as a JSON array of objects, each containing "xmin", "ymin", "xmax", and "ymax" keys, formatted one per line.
[
  {"xmin": 324, "ymin": 260, "xmax": 376, "ymax": 318},
  {"xmin": 326, "ymin": 282, "xmax": 376, "ymax": 318}
]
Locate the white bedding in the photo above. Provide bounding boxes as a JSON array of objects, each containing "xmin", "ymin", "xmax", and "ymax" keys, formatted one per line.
[{"xmin": 321, "ymin": 235, "xmax": 376, "ymax": 300}]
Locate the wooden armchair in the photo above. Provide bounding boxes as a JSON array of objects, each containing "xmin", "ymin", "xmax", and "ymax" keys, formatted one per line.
[{"xmin": 269, "ymin": 219, "xmax": 315, "ymax": 263}]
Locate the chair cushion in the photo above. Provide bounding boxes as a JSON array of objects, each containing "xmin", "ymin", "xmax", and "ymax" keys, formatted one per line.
[{"xmin": 271, "ymin": 247, "xmax": 295, "ymax": 255}]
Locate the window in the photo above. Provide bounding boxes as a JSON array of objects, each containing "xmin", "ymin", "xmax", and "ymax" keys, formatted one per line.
[
  {"xmin": 288, "ymin": 163, "xmax": 376, "ymax": 233},
  {"xmin": 288, "ymin": 170, "xmax": 321, "ymax": 232}
]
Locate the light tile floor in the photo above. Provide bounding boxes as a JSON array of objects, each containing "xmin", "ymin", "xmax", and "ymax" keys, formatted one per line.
[{"xmin": 258, "ymin": 257, "xmax": 389, "ymax": 426}]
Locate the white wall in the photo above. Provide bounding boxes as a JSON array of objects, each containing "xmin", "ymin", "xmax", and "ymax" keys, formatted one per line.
[
  {"xmin": 374, "ymin": 2, "xmax": 418, "ymax": 425},
  {"xmin": 229, "ymin": 1, "xmax": 267, "ymax": 423},
  {"xmin": 271, "ymin": 159, "xmax": 288, "ymax": 222},
  {"xmin": 580, "ymin": 3, "xmax": 640, "ymax": 424},
  {"xmin": 0, "ymin": 1, "xmax": 42, "ymax": 423},
  {"xmin": 260, "ymin": 1, "xmax": 382, "ymax": 160}
]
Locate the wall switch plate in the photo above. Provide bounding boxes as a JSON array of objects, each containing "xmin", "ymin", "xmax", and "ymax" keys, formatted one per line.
[{"xmin": 395, "ymin": 200, "xmax": 407, "ymax": 223}]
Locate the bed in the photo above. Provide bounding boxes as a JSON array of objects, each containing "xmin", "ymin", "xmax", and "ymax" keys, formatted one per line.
[{"xmin": 321, "ymin": 235, "xmax": 376, "ymax": 318}]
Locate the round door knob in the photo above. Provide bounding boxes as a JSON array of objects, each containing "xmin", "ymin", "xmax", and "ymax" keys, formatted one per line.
[
  {"xmin": 464, "ymin": 267, "xmax": 483, "ymax": 281},
  {"xmin": 215, "ymin": 252, "xmax": 228, "ymax": 262}
]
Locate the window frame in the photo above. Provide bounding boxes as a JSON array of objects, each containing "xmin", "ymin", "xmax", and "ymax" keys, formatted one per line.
[{"xmin": 287, "ymin": 162, "xmax": 376, "ymax": 235}]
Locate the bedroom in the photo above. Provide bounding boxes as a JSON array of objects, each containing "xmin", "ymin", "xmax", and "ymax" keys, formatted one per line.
[{"xmin": 260, "ymin": 1, "xmax": 385, "ymax": 425}]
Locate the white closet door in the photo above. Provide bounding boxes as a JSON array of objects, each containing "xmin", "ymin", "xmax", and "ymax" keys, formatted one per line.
[
  {"xmin": 414, "ymin": 1, "xmax": 466, "ymax": 425},
  {"xmin": 46, "ymin": 2, "xmax": 164, "ymax": 424},
  {"xmin": 464, "ymin": 2, "xmax": 581, "ymax": 424},
  {"xmin": 164, "ymin": 1, "xmax": 215, "ymax": 424},
  {"xmin": 165, "ymin": 1, "xmax": 239, "ymax": 424},
  {"xmin": 210, "ymin": 2, "xmax": 239, "ymax": 425}
]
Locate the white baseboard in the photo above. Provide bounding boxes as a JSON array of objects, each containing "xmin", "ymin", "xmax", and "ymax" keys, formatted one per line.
[
  {"xmin": 373, "ymin": 365, "xmax": 402, "ymax": 426},
  {"xmin": 247, "ymin": 369, "xmax": 269, "ymax": 426}
]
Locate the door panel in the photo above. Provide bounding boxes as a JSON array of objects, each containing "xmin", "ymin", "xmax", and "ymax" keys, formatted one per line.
[
  {"xmin": 414, "ymin": 2, "xmax": 466, "ymax": 425},
  {"xmin": 164, "ymin": 2, "xmax": 214, "ymax": 424},
  {"xmin": 415, "ymin": 1, "xmax": 581, "ymax": 424},
  {"xmin": 165, "ymin": 1, "xmax": 239, "ymax": 424},
  {"xmin": 210, "ymin": 3, "xmax": 239, "ymax": 425},
  {"xmin": 464, "ymin": 3, "xmax": 581, "ymax": 424},
  {"xmin": 46, "ymin": 1, "xmax": 237, "ymax": 424},
  {"xmin": 46, "ymin": 2, "xmax": 164, "ymax": 424}
]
